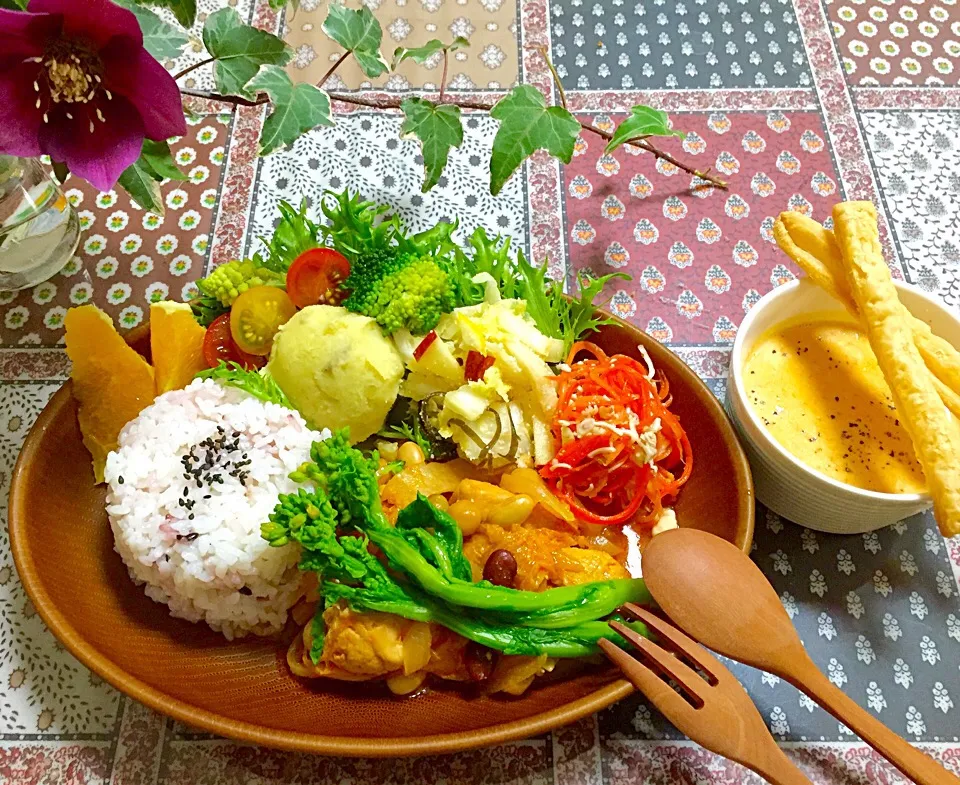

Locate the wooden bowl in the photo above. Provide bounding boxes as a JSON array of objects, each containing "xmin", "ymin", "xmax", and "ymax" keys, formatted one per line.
[{"xmin": 9, "ymin": 316, "xmax": 753, "ymax": 756}]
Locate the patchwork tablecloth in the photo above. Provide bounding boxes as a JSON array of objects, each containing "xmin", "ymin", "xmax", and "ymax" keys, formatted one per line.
[{"xmin": 1, "ymin": 0, "xmax": 959, "ymax": 782}]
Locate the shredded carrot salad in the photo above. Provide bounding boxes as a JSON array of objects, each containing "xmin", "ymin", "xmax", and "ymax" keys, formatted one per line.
[{"xmin": 539, "ymin": 341, "xmax": 692, "ymax": 526}]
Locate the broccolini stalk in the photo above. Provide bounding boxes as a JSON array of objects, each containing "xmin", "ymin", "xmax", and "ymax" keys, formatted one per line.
[
  {"xmin": 263, "ymin": 484, "xmax": 649, "ymax": 660},
  {"xmin": 281, "ymin": 431, "xmax": 651, "ymax": 627},
  {"xmin": 327, "ymin": 581, "xmax": 650, "ymax": 658}
]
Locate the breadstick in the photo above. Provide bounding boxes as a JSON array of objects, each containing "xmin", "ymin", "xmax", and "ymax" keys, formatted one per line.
[
  {"xmin": 833, "ymin": 201, "xmax": 960, "ymax": 537},
  {"xmin": 775, "ymin": 212, "xmax": 960, "ymax": 409}
]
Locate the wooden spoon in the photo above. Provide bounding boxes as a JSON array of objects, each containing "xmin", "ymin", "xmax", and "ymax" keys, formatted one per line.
[{"xmin": 642, "ymin": 527, "xmax": 960, "ymax": 785}]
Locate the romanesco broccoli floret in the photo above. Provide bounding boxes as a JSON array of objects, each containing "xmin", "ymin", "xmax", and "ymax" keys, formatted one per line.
[
  {"xmin": 196, "ymin": 259, "xmax": 285, "ymax": 307},
  {"xmin": 343, "ymin": 253, "xmax": 455, "ymax": 336}
]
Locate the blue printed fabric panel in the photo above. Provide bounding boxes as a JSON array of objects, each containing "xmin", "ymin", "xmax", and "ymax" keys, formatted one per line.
[
  {"xmin": 601, "ymin": 503, "xmax": 960, "ymax": 743},
  {"xmin": 548, "ymin": 0, "xmax": 814, "ymax": 89}
]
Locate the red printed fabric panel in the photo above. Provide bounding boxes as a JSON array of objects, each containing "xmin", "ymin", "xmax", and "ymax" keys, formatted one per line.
[
  {"xmin": 563, "ymin": 111, "xmax": 843, "ymax": 345},
  {"xmin": 0, "ymin": 114, "xmax": 230, "ymax": 348}
]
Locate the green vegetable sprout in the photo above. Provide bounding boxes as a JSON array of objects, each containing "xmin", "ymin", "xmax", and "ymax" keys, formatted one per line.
[{"xmin": 263, "ymin": 430, "xmax": 650, "ymax": 663}]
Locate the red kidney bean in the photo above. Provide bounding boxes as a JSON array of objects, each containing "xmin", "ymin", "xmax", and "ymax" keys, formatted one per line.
[
  {"xmin": 482, "ymin": 548, "xmax": 518, "ymax": 588},
  {"xmin": 464, "ymin": 642, "xmax": 496, "ymax": 682}
]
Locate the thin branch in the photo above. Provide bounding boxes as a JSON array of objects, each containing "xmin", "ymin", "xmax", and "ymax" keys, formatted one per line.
[
  {"xmin": 583, "ymin": 123, "xmax": 727, "ymax": 188},
  {"xmin": 318, "ymin": 51, "xmax": 350, "ymax": 89},
  {"xmin": 174, "ymin": 56, "xmax": 215, "ymax": 82},
  {"xmin": 439, "ymin": 49, "xmax": 449, "ymax": 103},
  {"xmin": 179, "ymin": 87, "xmax": 728, "ymax": 188},
  {"xmin": 181, "ymin": 88, "xmax": 267, "ymax": 106},
  {"xmin": 535, "ymin": 45, "xmax": 566, "ymax": 109}
]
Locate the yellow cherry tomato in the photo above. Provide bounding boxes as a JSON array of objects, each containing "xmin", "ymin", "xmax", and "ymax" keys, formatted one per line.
[{"xmin": 229, "ymin": 287, "xmax": 297, "ymax": 356}]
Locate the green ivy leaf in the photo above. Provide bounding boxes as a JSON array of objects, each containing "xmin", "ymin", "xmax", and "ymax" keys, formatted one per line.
[
  {"xmin": 488, "ymin": 85, "xmax": 580, "ymax": 196},
  {"xmin": 322, "ymin": 4, "xmax": 388, "ymax": 78},
  {"xmin": 118, "ymin": 156, "xmax": 164, "ymax": 215},
  {"xmin": 604, "ymin": 106, "xmax": 684, "ymax": 153},
  {"xmin": 115, "ymin": 0, "xmax": 189, "ymax": 61},
  {"xmin": 140, "ymin": 140, "xmax": 189, "ymax": 181},
  {"xmin": 268, "ymin": 0, "xmax": 299, "ymax": 9},
  {"xmin": 202, "ymin": 8, "xmax": 292, "ymax": 97},
  {"xmin": 248, "ymin": 65, "xmax": 333, "ymax": 156},
  {"xmin": 400, "ymin": 97, "xmax": 463, "ymax": 193},
  {"xmin": 137, "ymin": 0, "xmax": 197, "ymax": 29},
  {"xmin": 392, "ymin": 36, "xmax": 468, "ymax": 69}
]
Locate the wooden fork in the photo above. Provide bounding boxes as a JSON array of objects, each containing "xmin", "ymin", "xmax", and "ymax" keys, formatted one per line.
[{"xmin": 600, "ymin": 604, "xmax": 812, "ymax": 785}]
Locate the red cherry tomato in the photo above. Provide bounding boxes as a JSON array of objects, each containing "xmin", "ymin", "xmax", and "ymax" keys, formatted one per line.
[
  {"xmin": 286, "ymin": 247, "xmax": 351, "ymax": 308},
  {"xmin": 203, "ymin": 313, "xmax": 263, "ymax": 370}
]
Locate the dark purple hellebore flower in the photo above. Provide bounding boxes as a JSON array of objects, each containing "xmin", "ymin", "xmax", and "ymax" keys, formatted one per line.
[{"xmin": 0, "ymin": 0, "xmax": 186, "ymax": 191}]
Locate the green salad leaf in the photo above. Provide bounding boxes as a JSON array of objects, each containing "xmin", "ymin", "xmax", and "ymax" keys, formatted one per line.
[
  {"xmin": 457, "ymin": 227, "xmax": 630, "ymax": 354},
  {"xmin": 256, "ymin": 199, "xmax": 323, "ymax": 272},
  {"xmin": 197, "ymin": 362, "xmax": 292, "ymax": 408}
]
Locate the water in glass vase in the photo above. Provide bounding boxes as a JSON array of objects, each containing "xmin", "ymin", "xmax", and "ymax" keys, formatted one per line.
[{"xmin": 0, "ymin": 157, "xmax": 80, "ymax": 291}]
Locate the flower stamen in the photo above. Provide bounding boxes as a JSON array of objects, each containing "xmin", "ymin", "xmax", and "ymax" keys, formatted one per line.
[{"xmin": 43, "ymin": 42, "xmax": 103, "ymax": 104}]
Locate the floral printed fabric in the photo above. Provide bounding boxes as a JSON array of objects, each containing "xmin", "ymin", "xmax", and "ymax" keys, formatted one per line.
[
  {"xmin": 0, "ymin": 116, "xmax": 230, "ymax": 346},
  {"xmin": 283, "ymin": 0, "xmax": 519, "ymax": 90},
  {"xmin": 549, "ymin": 0, "xmax": 814, "ymax": 89},
  {"xmin": 1, "ymin": 0, "xmax": 960, "ymax": 781},
  {"xmin": 825, "ymin": 0, "xmax": 960, "ymax": 86}
]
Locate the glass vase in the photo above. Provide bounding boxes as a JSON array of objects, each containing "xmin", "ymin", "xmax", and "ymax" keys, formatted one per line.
[{"xmin": 0, "ymin": 156, "xmax": 80, "ymax": 291}]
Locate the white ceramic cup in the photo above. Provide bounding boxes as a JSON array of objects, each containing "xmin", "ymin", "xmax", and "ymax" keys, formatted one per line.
[{"xmin": 726, "ymin": 277, "xmax": 960, "ymax": 534}]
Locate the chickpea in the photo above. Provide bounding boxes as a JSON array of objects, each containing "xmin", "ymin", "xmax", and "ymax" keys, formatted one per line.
[
  {"xmin": 448, "ymin": 499, "xmax": 483, "ymax": 536},
  {"xmin": 487, "ymin": 494, "xmax": 535, "ymax": 526},
  {"xmin": 458, "ymin": 479, "xmax": 514, "ymax": 506},
  {"xmin": 427, "ymin": 493, "xmax": 449, "ymax": 511},
  {"xmin": 397, "ymin": 441, "xmax": 426, "ymax": 466},
  {"xmin": 386, "ymin": 671, "xmax": 427, "ymax": 695},
  {"xmin": 482, "ymin": 548, "xmax": 518, "ymax": 588}
]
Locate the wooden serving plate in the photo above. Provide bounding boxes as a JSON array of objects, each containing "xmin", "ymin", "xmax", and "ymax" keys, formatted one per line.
[{"xmin": 9, "ymin": 315, "xmax": 753, "ymax": 756}]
